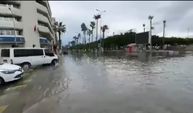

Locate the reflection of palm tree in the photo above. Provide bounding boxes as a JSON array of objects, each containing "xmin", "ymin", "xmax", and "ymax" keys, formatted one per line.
[
  {"xmin": 81, "ymin": 23, "xmax": 87, "ymax": 44},
  {"xmin": 90, "ymin": 21, "xmax": 95, "ymax": 42},
  {"xmin": 94, "ymin": 15, "xmax": 101, "ymax": 41},
  {"xmin": 87, "ymin": 29, "xmax": 92, "ymax": 43},
  {"xmin": 101, "ymin": 25, "xmax": 108, "ymax": 39}
]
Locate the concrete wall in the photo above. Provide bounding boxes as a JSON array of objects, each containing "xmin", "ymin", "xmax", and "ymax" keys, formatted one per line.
[{"xmin": 20, "ymin": 1, "xmax": 40, "ymax": 48}]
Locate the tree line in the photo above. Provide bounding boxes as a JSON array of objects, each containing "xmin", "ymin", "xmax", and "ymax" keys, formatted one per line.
[{"xmin": 70, "ymin": 31, "xmax": 193, "ymax": 50}]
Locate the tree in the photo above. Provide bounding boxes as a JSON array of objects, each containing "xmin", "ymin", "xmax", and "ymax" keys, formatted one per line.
[
  {"xmin": 90, "ymin": 21, "xmax": 95, "ymax": 42},
  {"xmin": 87, "ymin": 29, "xmax": 92, "ymax": 43},
  {"xmin": 77, "ymin": 33, "xmax": 81, "ymax": 44},
  {"xmin": 101, "ymin": 25, "xmax": 108, "ymax": 39},
  {"xmin": 73, "ymin": 36, "xmax": 78, "ymax": 45},
  {"xmin": 55, "ymin": 22, "xmax": 66, "ymax": 50},
  {"xmin": 81, "ymin": 23, "xmax": 87, "ymax": 44},
  {"xmin": 94, "ymin": 15, "xmax": 101, "ymax": 41}
]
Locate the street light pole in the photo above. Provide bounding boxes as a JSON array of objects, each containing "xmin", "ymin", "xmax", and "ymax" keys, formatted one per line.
[
  {"xmin": 148, "ymin": 15, "xmax": 153, "ymax": 51},
  {"xmin": 8, "ymin": 5, "xmax": 17, "ymax": 47}
]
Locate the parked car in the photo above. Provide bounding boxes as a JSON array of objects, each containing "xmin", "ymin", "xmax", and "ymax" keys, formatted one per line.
[
  {"xmin": 0, "ymin": 63, "xmax": 24, "ymax": 85},
  {"xmin": 0, "ymin": 48, "xmax": 59, "ymax": 71}
]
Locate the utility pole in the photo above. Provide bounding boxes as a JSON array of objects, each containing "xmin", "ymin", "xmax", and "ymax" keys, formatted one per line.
[
  {"xmin": 143, "ymin": 24, "xmax": 145, "ymax": 32},
  {"xmin": 148, "ymin": 16, "xmax": 153, "ymax": 51},
  {"xmin": 162, "ymin": 20, "xmax": 166, "ymax": 49}
]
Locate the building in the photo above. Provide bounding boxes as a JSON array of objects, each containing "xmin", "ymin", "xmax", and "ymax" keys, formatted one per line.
[{"xmin": 0, "ymin": 1, "xmax": 56, "ymax": 48}]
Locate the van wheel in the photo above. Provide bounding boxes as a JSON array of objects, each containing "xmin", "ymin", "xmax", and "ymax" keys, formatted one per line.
[
  {"xmin": 51, "ymin": 59, "xmax": 58, "ymax": 66},
  {"xmin": 22, "ymin": 63, "xmax": 31, "ymax": 72},
  {"xmin": 0, "ymin": 77, "xmax": 4, "ymax": 85}
]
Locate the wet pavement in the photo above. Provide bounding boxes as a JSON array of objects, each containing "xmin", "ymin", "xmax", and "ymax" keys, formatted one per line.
[{"xmin": 1, "ymin": 52, "xmax": 193, "ymax": 113}]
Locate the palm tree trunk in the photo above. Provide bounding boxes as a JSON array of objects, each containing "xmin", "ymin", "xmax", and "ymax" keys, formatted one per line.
[
  {"xmin": 96, "ymin": 19, "xmax": 98, "ymax": 41},
  {"xmin": 92, "ymin": 28, "xmax": 93, "ymax": 42},
  {"xmin": 58, "ymin": 31, "xmax": 61, "ymax": 50}
]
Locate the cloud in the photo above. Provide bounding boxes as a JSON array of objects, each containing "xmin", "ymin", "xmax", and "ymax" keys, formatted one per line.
[{"xmin": 49, "ymin": 1, "xmax": 193, "ymax": 45}]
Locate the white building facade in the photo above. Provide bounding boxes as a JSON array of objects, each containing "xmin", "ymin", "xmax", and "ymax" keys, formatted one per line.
[{"xmin": 0, "ymin": 1, "xmax": 56, "ymax": 48}]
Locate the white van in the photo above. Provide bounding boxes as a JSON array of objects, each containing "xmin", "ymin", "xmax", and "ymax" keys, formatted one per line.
[{"xmin": 0, "ymin": 48, "xmax": 58, "ymax": 70}]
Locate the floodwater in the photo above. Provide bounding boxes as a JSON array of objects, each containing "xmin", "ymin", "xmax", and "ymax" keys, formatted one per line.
[{"xmin": 0, "ymin": 51, "xmax": 193, "ymax": 113}]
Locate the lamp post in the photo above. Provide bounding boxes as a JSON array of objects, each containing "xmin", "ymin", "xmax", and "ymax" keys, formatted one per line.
[
  {"xmin": 8, "ymin": 5, "xmax": 17, "ymax": 47},
  {"xmin": 148, "ymin": 15, "xmax": 153, "ymax": 51}
]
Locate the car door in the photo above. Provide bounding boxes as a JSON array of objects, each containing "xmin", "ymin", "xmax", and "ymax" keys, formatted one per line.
[
  {"xmin": 44, "ymin": 49, "xmax": 55, "ymax": 64},
  {"xmin": 31, "ymin": 49, "xmax": 45, "ymax": 66}
]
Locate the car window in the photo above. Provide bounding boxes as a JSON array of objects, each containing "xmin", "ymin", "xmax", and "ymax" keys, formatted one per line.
[
  {"xmin": 1, "ymin": 49, "xmax": 10, "ymax": 57},
  {"xmin": 45, "ymin": 49, "xmax": 54, "ymax": 56},
  {"xmin": 14, "ymin": 49, "xmax": 43, "ymax": 57}
]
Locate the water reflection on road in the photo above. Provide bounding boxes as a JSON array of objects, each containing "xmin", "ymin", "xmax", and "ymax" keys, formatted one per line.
[{"xmin": 1, "ymin": 51, "xmax": 193, "ymax": 113}]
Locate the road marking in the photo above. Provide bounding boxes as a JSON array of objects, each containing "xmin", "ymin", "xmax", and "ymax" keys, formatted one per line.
[
  {"xmin": 0, "ymin": 105, "xmax": 8, "ymax": 113},
  {"xmin": 5, "ymin": 84, "xmax": 27, "ymax": 92}
]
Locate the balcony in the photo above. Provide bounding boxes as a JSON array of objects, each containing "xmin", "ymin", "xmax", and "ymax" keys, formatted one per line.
[
  {"xmin": 35, "ymin": 2, "xmax": 49, "ymax": 16},
  {"xmin": 38, "ymin": 25, "xmax": 54, "ymax": 41},
  {"xmin": 0, "ymin": 4, "xmax": 21, "ymax": 17},
  {"xmin": 37, "ymin": 14, "xmax": 54, "ymax": 34},
  {"xmin": 0, "ymin": 20, "xmax": 23, "ymax": 30}
]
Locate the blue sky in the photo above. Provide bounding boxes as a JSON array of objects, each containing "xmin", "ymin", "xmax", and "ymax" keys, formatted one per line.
[{"xmin": 49, "ymin": 1, "xmax": 193, "ymax": 45}]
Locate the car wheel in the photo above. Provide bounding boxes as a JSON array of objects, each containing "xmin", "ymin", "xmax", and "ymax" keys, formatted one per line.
[
  {"xmin": 0, "ymin": 77, "xmax": 4, "ymax": 85},
  {"xmin": 22, "ymin": 63, "xmax": 31, "ymax": 72},
  {"xmin": 51, "ymin": 59, "xmax": 58, "ymax": 66}
]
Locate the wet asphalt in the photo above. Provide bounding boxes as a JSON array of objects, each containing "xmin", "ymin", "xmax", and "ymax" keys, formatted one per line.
[{"xmin": 0, "ymin": 52, "xmax": 193, "ymax": 113}]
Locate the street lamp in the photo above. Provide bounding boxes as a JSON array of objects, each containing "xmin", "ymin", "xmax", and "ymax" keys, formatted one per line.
[
  {"xmin": 8, "ymin": 5, "xmax": 17, "ymax": 46},
  {"xmin": 148, "ymin": 15, "xmax": 153, "ymax": 51}
]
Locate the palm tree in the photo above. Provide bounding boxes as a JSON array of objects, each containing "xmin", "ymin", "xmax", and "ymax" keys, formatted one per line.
[
  {"xmin": 87, "ymin": 29, "xmax": 92, "ymax": 43},
  {"xmin": 101, "ymin": 25, "xmax": 108, "ymax": 39},
  {"xmin": 81, "ymin": 23, "xmax": 87, "ymax": 44},
  {"xmin": 90, "ymin": 21, "xmax": 95, "ymax": 42},
  {"xmin": 77, "ymin": 33, "xmax": 81, "ymax": 44},
  {"xmin": 143, "ymin": 24, "xmax": 145, "ymax": 32},
  {"xmin": 73, "ymin": 36, "xmax": 78, "ymax": 45},
  {"xmin": 56, "ymin": 22, "xmax": 66, "ymax": 50},
  {"xmin": 94, "ymin": 15, "xmax": 101, "ymax": 41}
]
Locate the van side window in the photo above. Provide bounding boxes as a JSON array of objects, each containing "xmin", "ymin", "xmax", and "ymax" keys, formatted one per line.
[
  {"xmin": 45, "ymin": 49, "xmax": 54, "ymax": 56},
  {"xmin": 14, "ymin": 49, "xmax": 43, "ymax": 57},
  {"xmin": 1, "ymin": 49, "xmax": 10, "ymax": 57}
]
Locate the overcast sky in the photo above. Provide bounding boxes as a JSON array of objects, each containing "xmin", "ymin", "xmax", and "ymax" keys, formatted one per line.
[{"xmin": 49, "ymin": 1, "xmax": 193, "ymax": 45}]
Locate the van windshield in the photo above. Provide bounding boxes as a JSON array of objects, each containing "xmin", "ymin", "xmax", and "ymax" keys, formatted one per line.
[{"xmin": 1, "ymin": 49, "xmax": 10, "ymax": 57}]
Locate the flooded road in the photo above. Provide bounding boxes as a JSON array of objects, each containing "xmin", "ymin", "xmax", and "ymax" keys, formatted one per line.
[{"xmin": 1, "ymin": 52, "xmax": 193, "ymax": 113}]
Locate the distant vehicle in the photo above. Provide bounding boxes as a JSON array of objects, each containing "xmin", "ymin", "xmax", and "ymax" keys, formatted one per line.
[
  {"xmin": 0, "ymin": 48, "xmax": 59, "ymax": 71},
  {"xmin": 0, "ymin": 63, "xmax": 24, "ymax": 85}
]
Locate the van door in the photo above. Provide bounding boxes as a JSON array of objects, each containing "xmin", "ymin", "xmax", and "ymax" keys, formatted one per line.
[{"xmin": 31, "ymin": 49, "xmax": 44, "ymax": 66}]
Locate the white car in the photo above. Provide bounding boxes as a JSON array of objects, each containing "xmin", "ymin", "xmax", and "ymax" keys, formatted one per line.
[{"xmin": 0, "ymin": 63, "xmax": 24, "ymax": 85}]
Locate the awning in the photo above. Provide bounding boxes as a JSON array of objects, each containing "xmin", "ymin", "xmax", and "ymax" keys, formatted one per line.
[{"xmin": 0, "ymin": 35, "xmax": 25, "ymax": 44}]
